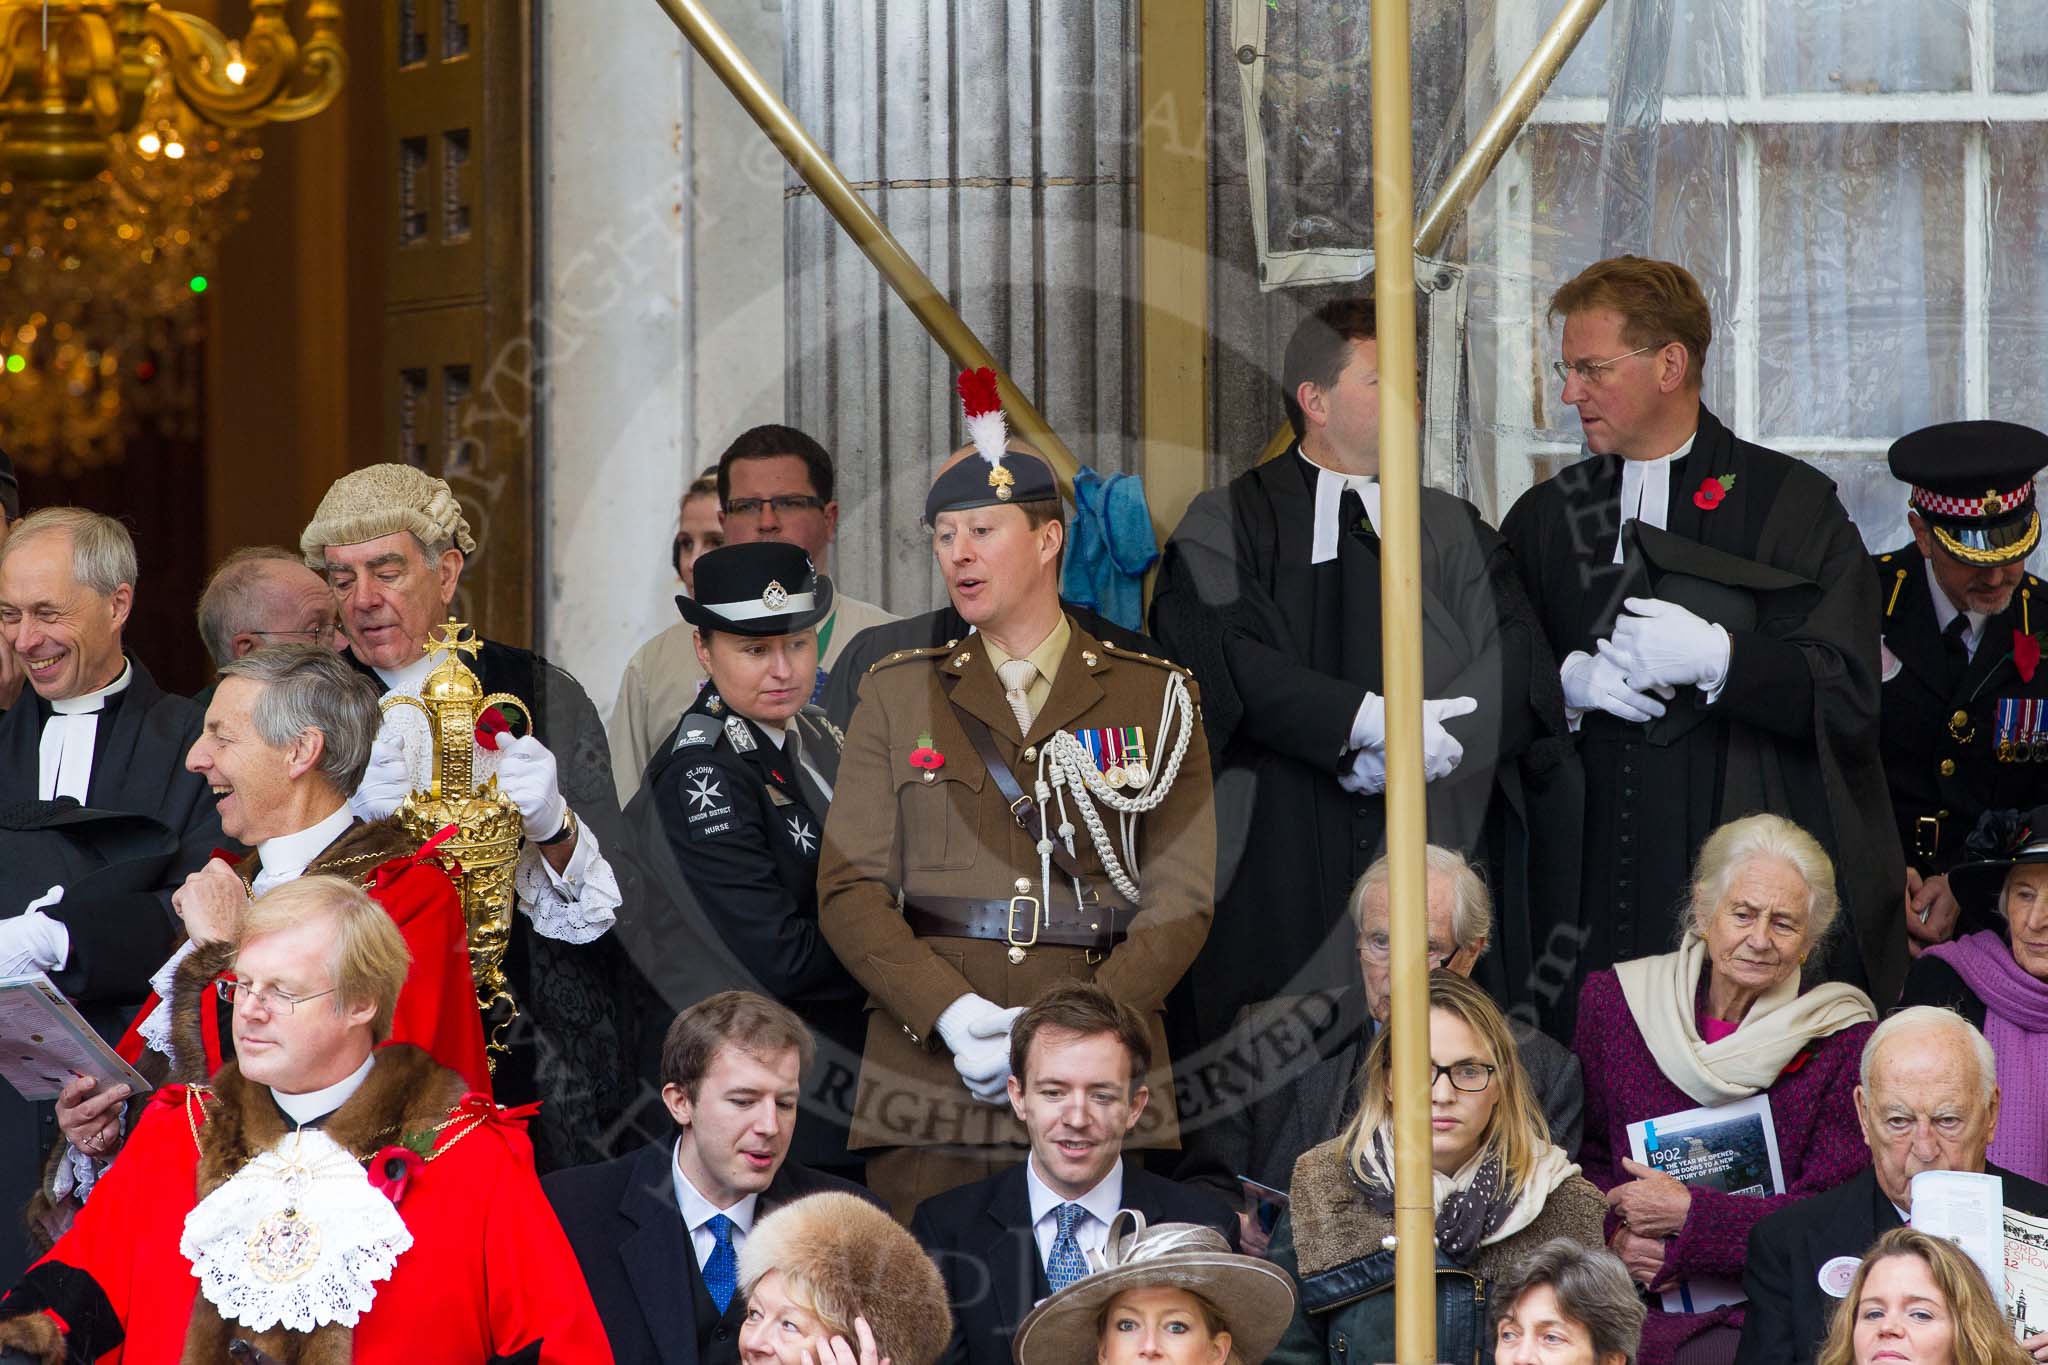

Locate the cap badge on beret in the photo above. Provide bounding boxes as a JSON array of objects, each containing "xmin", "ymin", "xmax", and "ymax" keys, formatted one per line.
[{"xmin": 762, "ymin": 580, "xmax": 788, "ymax": 611}]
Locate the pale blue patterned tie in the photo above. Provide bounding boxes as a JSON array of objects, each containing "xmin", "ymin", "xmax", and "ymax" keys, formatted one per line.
[
  {"xmin": 704, "ymin": 1214, "xmax": 739, "ymax": 1313},
  {"xmin": 1046, "ymin": 1202, "xmax": 1089, "ymax": 1292}
]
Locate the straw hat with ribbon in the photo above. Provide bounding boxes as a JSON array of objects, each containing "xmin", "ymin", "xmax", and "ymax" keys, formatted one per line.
[{"xmin": 1010, "ymin": 1213, "xmax": 1298, "ymax": 1365}]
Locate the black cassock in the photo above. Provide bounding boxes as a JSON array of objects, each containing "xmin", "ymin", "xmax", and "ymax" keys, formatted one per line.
[
  {"xmin": 0, "ymin": 656, "xmax": 224, "ymax": 1284},
  {"xmin": 643, "ymin": 692, "xmax": 863, "ymax": 1175},
  {"xmin": 1151, "ymin": 451, "xmax": 1580, "ymax": 1052},
  {"xmin": 347, "ymin": 641, "xmax": 668, "ymax": 1170},
  {"xmin": 1501, "ymin": 405, "xmax": 1906, "ymax": 1025}
]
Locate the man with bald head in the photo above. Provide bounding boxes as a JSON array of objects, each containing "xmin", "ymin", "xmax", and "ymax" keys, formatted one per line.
[
  {"xmin": 1737, "ymin": 1007, "xmax": 2048, "ymax": 1365},
  {"xmin": 1174, "ymin": 846, "xmax": 1583, "ymax": 1253},
  {"xmin": 191, "ymin": 546, "xmax": 339, "ymax": 705}
]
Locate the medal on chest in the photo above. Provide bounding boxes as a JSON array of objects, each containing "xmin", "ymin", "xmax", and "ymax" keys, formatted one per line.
[{"xmin": 1995, "ymin": 697, "xmax": 2048, "ymax": 763}]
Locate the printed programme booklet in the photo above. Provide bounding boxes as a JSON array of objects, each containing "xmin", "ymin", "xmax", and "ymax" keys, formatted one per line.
[
  {"xmin": 0, "ymin": 971, "xmax": 152, "ymax": 1103},
  {"xmin": 1626, "ymin": 1092, "xmax": 1786, "ymax": 1314}
]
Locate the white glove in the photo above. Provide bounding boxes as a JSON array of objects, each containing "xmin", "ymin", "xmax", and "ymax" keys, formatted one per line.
[
  {"xmin": 1338, "ymin": 746, "xmax": 1387, "ymax": 795},
  {"xmin": 0, "ymin": 908, "xmax": 70, "ymax": 976},
  {"xmin": 936, "ymin": 994, "xmax": 1026, "ymax": 1105},
  {"xmin": 350, "ymin": 728, "xmax": 412, "ymax": 822},
  {"xmin": 1605, "ymin": 597, "xmax": 1731, "ymax": 693},
  {"xmin": 1341, "ymin": 695, "xmax": 1478, "ymax": 784},
  {"xmin": 1560, "ymin": 649, "xmax": 1670, "ymax": 725},
  {"xmin": 498, "ymin": 734, "xmax": 571, "ymax": 842}
]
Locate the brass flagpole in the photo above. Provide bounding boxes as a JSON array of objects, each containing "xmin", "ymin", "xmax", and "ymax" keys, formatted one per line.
[
  {"xmin": 1369, "ymin": 0, "xmax": 1435, "ymax": 1360},
  {"xmin": 647, "ymin": 0, "xmax": 1081, "ymax": 491}
]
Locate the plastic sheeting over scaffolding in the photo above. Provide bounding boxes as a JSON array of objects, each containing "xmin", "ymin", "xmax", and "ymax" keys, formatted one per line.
[{"xmin": 1231, "ymin": 0, "xmax": 2048, "ymax": 555}]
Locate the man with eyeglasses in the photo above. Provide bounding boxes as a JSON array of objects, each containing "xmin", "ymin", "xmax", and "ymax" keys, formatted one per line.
[
  {"xmin": 1735, "ymin": 1007, "xmax": 2048, "ymax": 1365},
  {"xmin": 1150, "ymin": 295, "xmax": 1576, "ymax": 1052},
  {"xmin": 1174, "ymin": 846, "xmax": 1581, "ymax": 1255},
  {"xmin": 1501, "ymin": 255, "xmax": 1902, "ymax": 1025},
  {"xmin": 0, "ymin": 874, "xmax": 612, "ymax": 1363},
  {"xmin": 190, "ymin": 546, "xmax": 341, "ymax": 708},
  {"xmin": 610, "ymin": 424, "xmax": 897, "ymax": 803}
]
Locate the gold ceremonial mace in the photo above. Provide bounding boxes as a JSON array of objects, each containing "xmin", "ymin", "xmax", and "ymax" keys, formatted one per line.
[{"xmin": 379, "ymin": 620, "xmax": 531, "ymax": 1068}]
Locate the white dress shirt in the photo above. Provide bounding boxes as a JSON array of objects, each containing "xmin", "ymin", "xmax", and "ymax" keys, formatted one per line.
[
  {"xmin": 1025, "ymin": 1155, "xmax": 1125, "ymax": 1269},
  {"xmin": 273, "ymin": 1053, "xmax": 375, "ymax": 1127},
  {"xmin": 1610, "ymin": 434, "xmax": 1697, "ymax": 564},
  {"xmin": 1301, "ymin": 452, "xmax": 1382, "ymax": 566},
  {"xmin": 673, "ymin": 1145, "xmax": 761, "ymax": 1271},
  {"xmin": 1924, "ymin": 558, "xmax": 1988, "ymax": 660},
  {"xmin": 251, "ymin": 804, "xmax": 358, "ymax": 897},
  {"xmin": 36, "ymin": 661, "xmax": 133, "ymax": 802}
]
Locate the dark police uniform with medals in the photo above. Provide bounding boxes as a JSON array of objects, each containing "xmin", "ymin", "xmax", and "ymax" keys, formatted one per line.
[
  {"xmin": 1874, "ymin": 421, "xmax": 2048, "ymax": 936},
  {"xmin": 818, "ymin": 431, "xmax": 1215, "ymax": 1217},
  {"xmin": 645, "ymin": 541, "xmax": 865, "ymax": 1175}
]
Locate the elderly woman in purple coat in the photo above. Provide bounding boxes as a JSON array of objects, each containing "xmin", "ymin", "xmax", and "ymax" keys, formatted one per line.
[{"xmin": 1572, "ymin": 813, "xmax": 1878, "ymax": 1365}]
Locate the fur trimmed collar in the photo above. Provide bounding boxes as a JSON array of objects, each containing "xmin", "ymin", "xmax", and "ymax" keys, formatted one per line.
[{"xmin": 180, "ymin": 1046, "xmax": 467, "ymax": 1365}]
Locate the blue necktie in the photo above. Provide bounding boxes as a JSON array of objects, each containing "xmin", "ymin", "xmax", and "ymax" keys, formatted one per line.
[
  {"xmin": 704, "ymin": 1214, "xmax": 739, "ymax": 1313},
  {"xmin": 1046, "ymin": 1203, "xmax": 1089, "ymax": 1292}
]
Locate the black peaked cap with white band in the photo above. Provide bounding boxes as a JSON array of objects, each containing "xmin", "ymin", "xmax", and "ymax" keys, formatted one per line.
[{"xmin": 675, "ymin": 541, "xmax": 834, "ymax": 637}]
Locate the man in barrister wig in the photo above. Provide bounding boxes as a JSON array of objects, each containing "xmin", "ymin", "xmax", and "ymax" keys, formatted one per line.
[
  {"xmin": 1873, "ymin": 422, "xmax": 2048, "ymax": 954},
  {"xmin": 0, "ymin": 509, "xmax": 225, "ymax": 1284},
  {"xmin": 1500, "ymin": 255, "xmax": 1904, "ymax": 1020},
  {"xmin": 301, "ymin": 465, "xmax": 652, "ymax": 1168},
  {"xmin": 818, "ymin": 369, "xmax": 1216, "ymax": 1219},
  {"xmin": 1150, "ymin": 295, "xmax": 1579, "ymax": 1045},
  {"xmin": 25, "ymin": 645, "xmax": 486, "ymax": 1249},
  {"xmin": 0, "ymin": 874, "xmax": 613, "ymax": 1364}
]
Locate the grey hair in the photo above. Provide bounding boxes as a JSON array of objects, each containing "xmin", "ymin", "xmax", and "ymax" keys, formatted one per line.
[
  {"xmin": 1350, "ymin": 844, "xmax": 1492, "ymax": 951},
  {"xmin": 217, "ymin": 645, "xmax": 382, "ymax": 794},
  {"xmin": 1860, "ymin": 1005, "xmax": 1998, "ymax": 1105},
  {"xmin": 1684, "ymin": 812, "xmax": 1840, "ymax": 950},
  {"xmin": 0, "ymin": 507, "xmax": 138, "ymax": 596},
  {"xmin": 1492, "ymin": 1240, "xmax": 1644, "ymax": 1365},
  {"xmin": 196, "ymin": 547, "xmax": 308, "ymax": 666}
]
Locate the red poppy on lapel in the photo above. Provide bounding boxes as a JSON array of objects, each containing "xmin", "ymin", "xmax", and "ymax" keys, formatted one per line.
[{"xmin": 1692, "ymin": 474, "xmax": 1737, "ymax": 511}]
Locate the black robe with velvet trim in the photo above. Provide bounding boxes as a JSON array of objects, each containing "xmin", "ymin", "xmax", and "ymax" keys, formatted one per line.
[
  {"xmin": 347, "ymin": 640, "xmax": 667, "ymax": 1170},
  {"xmin": 0, "ymin": 656, "xmax": 225, "ymax": 1286},
  {"xmin": 1150, "ymin": 450, "xmax": 1581, "ymax": 1051},
  {"xmin": 1500, "ymin": 406, "xmax": 1906, "ymax": 1026}
]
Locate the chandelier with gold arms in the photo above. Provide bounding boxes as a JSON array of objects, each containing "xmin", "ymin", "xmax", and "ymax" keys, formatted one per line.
[{"xmin": 0, "ymin": 0, "xmax": 345, "ymax": 189}]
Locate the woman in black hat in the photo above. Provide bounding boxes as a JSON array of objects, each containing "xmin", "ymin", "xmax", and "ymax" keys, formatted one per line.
[
  {"xmin": 644, "ymin": 541, "xmax": 866, "ymax": 1174},
  {"xmin": 1901, "ymin": 805, "xmax": 2048, "ymax": 1186}
]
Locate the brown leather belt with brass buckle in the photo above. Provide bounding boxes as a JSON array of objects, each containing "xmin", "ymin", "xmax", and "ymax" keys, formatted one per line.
[{"xmin": 904, "ymin": 892, "xmax": 1131, "ymax": 954}]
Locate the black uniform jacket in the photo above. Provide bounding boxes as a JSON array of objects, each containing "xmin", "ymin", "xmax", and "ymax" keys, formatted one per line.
[
  {"xmin": 1874, "ymin": 544, "xmax": 2048, "ymax": 901},
  {"xmin": 647, "ymin": 689, "xmax": 863, "ymax": 1170},
  {"xmin": 1736, "ymin": 1164, "xmax": 2048, "ymax": 1365}
]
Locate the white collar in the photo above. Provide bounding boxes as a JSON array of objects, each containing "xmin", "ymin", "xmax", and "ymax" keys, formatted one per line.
[
  {"xmin": 372, "ymin": 649, "xmax": 439, "ymax": 695},
  {"xmin": 1300, "ymin": 450, "xmax": 1380, "ymax": 566},
  {"xmin": 1025, "ymin": 1153, "xmax": 1125, "ymax": 1230},
  {"xmin": 672, "ymin": 1143, "xmax": 761, "ymax": 1236},
  {"xmin": 1612, "ymin": 434, "xmax": 1697, "ymax": 564},
  {"xmin": 272, "ymin": 1052, "xmax": 376, "ymax": 1127},
  {"xmin": 1924, "ymin": 557, "xmax": 1988, "ymax": 654},
  {"xmin": 759, "ymin": 724, "xmax": 788, "ymax": 751},
  {"xmin": 49, "ymin": 659, "xmax": 133, "ymax": 716},
  {"xmin": 254, "ymin": 805, "xmax": 356, "ymax": 886}
]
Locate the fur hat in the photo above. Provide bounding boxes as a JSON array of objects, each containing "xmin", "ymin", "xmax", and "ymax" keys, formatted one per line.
[
  {"xmin": 737, "ymin": 1193, "xmax": 952, "ymax": 1365},
  {"xmin": 299, "ymin": 464, "xmax": 477, "ymax": 568}
]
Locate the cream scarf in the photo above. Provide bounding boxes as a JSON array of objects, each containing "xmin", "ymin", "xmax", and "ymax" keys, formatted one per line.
[
  {"xmin": 1360, "ymin": 1122, "xmax": 1583, "ymax": 1249},
  {"xmin": 1614, "ymin": 932, "xmax": 1875, "ymax": 1107}
]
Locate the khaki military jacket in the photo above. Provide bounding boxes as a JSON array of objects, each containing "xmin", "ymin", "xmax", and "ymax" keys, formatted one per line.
[{"xmin": 818, "ymin": 618, "xmax": 1215, "ymax": 1151}]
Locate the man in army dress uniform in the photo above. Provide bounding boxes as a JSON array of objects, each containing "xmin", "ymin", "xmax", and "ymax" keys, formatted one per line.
[
  {"xmin": 818, "ymin": 373, "xmax": 1216, "ymax": 1218},
  {"xmin": 1876, "ymin": 422, "xmax": 2048, "ymax": 955}
]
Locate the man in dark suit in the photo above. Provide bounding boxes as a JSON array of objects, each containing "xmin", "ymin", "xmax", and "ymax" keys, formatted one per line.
[
  {"xmin": 544, "ymin": 993, "xmax": 873, "ymax": 1365},
  {"xmin": 1737, "ymin": 1006, "xmax": 2048, "ymax": 1365},
  {"xmin": 1174, "ymin": 845, "xmax": 1583, "ymax": 1254},
  {"xmin": 911, "ymin": 982, "xmax": 1235, "ymax": 1365}
]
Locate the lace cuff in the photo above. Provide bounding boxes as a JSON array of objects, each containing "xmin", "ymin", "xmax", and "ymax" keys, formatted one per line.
[
  {"xmin": 49, "ymin": 1143, "xmax": 104, "ymax": 1204},
  {"xmin": 513, "ymin": 819, "xmax": 619, "ymax": 944},
  {"xmin": 135, "ymin": 940, "xmax": 202, "ymax": 1069}
]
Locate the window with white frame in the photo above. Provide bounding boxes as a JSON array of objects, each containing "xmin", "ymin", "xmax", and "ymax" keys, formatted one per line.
[{"xmin": 1466, "ymin": 0, "xmax": 2048, "ymax": 554}]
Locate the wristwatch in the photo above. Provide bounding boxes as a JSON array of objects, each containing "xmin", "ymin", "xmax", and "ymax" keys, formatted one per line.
[{"xmin": 537, "ymin": 807, "xmax": 579, "ymax": 847}]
